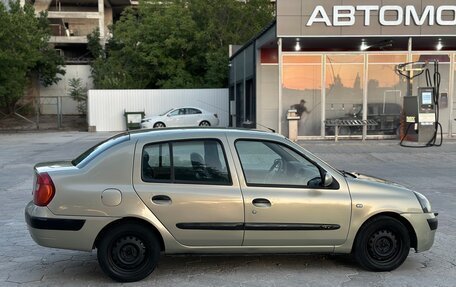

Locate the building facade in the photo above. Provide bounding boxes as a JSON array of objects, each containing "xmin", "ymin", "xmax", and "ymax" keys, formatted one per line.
[
  {"xmin": 230, "ymin": 0, "xmax": 456, "ymax": 139},
  {"xmin": 30, "ymin": 0, "xmax": 137, "ymax": 114}
]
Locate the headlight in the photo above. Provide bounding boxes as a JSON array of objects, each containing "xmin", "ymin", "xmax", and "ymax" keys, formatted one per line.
[{"xmin": 414, "ymin": 192, "xmax": 431, "ymax": 213}]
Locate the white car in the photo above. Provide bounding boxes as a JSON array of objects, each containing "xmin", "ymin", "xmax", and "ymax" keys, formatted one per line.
[{"xmin": 141, "ymin": 107, "xmax": 219, "ymax": 129}]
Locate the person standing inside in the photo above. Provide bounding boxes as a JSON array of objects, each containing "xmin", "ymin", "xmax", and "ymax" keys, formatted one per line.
[{"xmin": 291, "ymin": 99, "xmax": 310, "ymax": 117}]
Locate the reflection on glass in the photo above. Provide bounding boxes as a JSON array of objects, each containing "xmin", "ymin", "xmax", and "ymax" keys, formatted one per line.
[
  {"xmin": 282, "ymin": 55, "xmax": 322, "ymax": 136},
  {"xmin": 454, "ymin": 54, "xmax": 456, "ymax": 136},
  {"xmin": 325, "ymin": 54, "xmax": 364, "ymax": 136},
  {"xmin": 367, "ymin": 54, "xmax": 407, "ymax": 136}
]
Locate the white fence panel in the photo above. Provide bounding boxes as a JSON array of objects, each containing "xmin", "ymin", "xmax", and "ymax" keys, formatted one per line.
[{"xmin": 88, "ymin": 89, "xmax": 229, "ymax": 132}]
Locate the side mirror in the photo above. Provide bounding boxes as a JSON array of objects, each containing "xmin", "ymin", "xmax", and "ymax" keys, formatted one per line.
[
  {"xmin": 167, "ymin": 114, "xmax": 171, "ymax": 117},
  {"xmin": 323, "ymin": 172, "xmax": 334, "ymax": 187}
]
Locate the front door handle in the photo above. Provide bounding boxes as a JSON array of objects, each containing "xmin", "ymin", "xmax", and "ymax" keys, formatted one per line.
[
  {"xmin": 152, "ymin": 195, "xmax": 172, "ymax": 205},
  {"xmin": 252, "ymin": 198, "xmax": 271, "ymax": 208}
]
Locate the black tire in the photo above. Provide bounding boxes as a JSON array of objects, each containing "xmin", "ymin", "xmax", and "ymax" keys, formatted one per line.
[
  {"xmin": 354, "ymin": 216, "xmax": 410, "ymax": 271},
  {"xmin": 199, "ymin": 120, "xmax": 211, "ymax": 127},
  {"xmin": 97, "ymin": 223, "xmax": 160, "ymax": 282},
  {"xmin": 153, "ymin": 122, "xmax": 165, "ymax": 128}
]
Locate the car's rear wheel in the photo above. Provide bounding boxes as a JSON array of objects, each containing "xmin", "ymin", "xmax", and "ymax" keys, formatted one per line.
[
  {"xmin": 97, "ymin": 223, "xmax": 160, "ymax": 282},
  {"xmin": 153, "ymin": 122, "xmax": 165, "ymax": 128},
  {"xmin": 199, "ymin": 121, "xmax": 211, "ymax": 127},
  {"xmin": 354, "ymin": 216, "xmax": 410, "ymax": 271}
]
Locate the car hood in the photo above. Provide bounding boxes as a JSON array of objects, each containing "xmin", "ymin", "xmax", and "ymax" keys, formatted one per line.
[
  {"xmin": 343, "ymin": 171, "xmax": 422, "ymax": 213},
  {"xmin": 345, "ymin": 171, "xmax": 411, "ymax": 191},
  {"xmin": 353, "ymin": 172, "xmax": 396, "ymax": 184},
  {"xmin": 143, "ymin": 115, "xmax": 164, "ymax": 122}
]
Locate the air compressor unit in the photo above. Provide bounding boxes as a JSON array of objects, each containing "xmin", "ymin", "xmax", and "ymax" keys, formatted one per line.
[{"xmin": 396, "ymin": 61, "xmax": 442, "ymax": 147}]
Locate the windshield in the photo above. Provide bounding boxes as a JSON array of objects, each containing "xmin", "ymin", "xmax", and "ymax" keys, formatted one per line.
[
  {"xmin": 72, "ymin": 133, "xmax": 130, "ymax": 167},
  {"xmin": 159, "ymin": 108, "xmax": 174, "ymax": 116}
]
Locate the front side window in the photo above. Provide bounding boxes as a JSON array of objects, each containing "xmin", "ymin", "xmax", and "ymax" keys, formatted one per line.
[
  {"xmin": 168, "ymin": 109, "xmax": 186, "ymax": 116},
  {"xmin": 235, "ymin": 140, "xmax": 321, "ymax": 187},
  {"xmin": 142, "ymin": 140, "xmax": 230, "ymax": 185}
]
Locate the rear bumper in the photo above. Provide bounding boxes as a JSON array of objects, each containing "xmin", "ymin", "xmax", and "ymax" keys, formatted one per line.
[
  {"xmin": 25, "ymin": 212, "xmax": 85, "ymax": 231},
  {"xmin": 25, "ymin": 201, "xmax": 117, "ymax": 252},
  {"xmin": 401, "ymin": 212, "xmax": 438, "ymax": 252}
]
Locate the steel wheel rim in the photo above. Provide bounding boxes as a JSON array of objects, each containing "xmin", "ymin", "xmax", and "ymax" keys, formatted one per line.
[
  {"xmin": 200, "ymin": 121, "xmax": 210, "ymax": 126},
  {"xmin": 367, "ymin": 229, "xmax": 400, "ymax": 263},
  {"xmin": 154, "ymin": 123, "xmax": 164, "ymax": 128},
  {"xmin": 110, "ymin": 236, "xmax": 147, "ymax": 271}
]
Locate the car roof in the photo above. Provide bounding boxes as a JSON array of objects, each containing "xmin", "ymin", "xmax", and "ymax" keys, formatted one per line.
[
  {"xmin": 170, "ymin": 107, "xmax": 205, "ymax": 110},
  {"xmin": 128, "ymin": 127, "xmax": 285, "ymax": 141}
]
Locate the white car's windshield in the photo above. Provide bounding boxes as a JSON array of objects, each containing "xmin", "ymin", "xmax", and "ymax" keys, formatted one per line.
[{"xmin": 160, "ymin": 108, "xmax": 174, "ymax": 116}]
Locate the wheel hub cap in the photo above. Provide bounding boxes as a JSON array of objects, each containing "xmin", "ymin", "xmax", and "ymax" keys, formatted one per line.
[
  {"xmin": 112, "ymin": 236, "xmax": 146, "ymax": 269},
  {"xmin": 368, "ymin": 230, "xmax": 399, "ymax": 261}
]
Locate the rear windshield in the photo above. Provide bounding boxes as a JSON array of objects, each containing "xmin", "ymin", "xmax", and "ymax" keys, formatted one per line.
[{"xmin": 72, "ymin": 133, "xmax": 130, "ymax": 167}]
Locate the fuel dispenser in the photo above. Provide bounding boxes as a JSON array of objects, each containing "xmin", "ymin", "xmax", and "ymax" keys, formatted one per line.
[{"xmin": 396, "ymin": 61, "xmax": 443, "ymax": 147}]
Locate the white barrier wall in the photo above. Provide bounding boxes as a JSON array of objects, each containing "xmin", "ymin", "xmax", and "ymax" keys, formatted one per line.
[
  {"xmin": 88, "ymin": 89, "xmax": 229, "ymax": 131},
  {"xmin": 40, "ymin": 65, "xmax": 93, "ymax": 115}
]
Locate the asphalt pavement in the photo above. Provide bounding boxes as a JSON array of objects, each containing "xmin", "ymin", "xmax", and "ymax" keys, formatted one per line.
[{"xmin": 0, "ymin": 131, "xmax": 455, "ymax": 286}]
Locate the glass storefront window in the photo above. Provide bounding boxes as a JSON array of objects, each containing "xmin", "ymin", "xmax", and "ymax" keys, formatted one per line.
[
  {"xmin": 367, "ymin": 54, "xmax": 407, "ymax": 136},
  {"xmin": 278, "ymin": 52, "xmax": 455, "ymax": 138},
  {"xmin": 454, "ymin": 54, "xmax": 456, "ymax": 136},
  {"xmin": 282, "ymin": 54, "xmax": 322, "ymax": 136},
  {"xmin": 325, "ymin": 54, "xmax": 364, "ymax": 136}
]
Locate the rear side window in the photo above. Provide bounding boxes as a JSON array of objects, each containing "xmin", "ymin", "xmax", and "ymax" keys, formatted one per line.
[
  {"xmin": 186, "ymin": 108, "xmax": 202, "ymax": 114},
  {"xmin": 72, "ymin": 133, "xmax": 130, "ymax": 167},
  {"xmin": 142, "ymin": 140, "xmax": 231, "ymax": 185},
  {"xmin": 142, "ymin": 143, "xmax": 171, "ymax": 181}
]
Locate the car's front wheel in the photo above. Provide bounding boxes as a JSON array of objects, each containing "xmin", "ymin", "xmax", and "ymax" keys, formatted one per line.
[
  {"xmin": 354, "ymin": 216, "xmax": 410, "ymax": 271},
  {"xmin": 97, "ymin": 223, "xmax": 160, "ymax": 282},
  {"xmin": 199, "ymin": 121, "xmax": 211, "ymax": 127},
  {"xmin": 153, "ymin": 122, "xmax": 165, "ymax": 128}
]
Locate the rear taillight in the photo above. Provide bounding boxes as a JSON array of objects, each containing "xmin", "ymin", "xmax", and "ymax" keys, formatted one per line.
[
  {"xmin": 33, "ymin": 172, "xmax": 55, "ymax": 206},
  {"xmin": 214, "ymin": 113, "xmax": 218, "ymax": 118}
]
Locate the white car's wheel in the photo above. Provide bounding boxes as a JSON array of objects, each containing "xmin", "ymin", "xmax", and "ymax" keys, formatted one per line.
[
  {"xmin": 153, "ymin": 122, "xmax": 165, "ymax": 128},
  {"xmin": 199, "ymin": 121, "xmax": 210, "ymax": 127}
]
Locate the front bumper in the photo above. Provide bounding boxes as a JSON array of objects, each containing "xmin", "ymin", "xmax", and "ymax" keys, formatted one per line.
[
  {"xmin": 25, "ymin": 201, "xmax": 117, "ymax": 252},
  {"xmin": 140, "ymin": 122, "xmax": 151, "ymax": 129},
  {"xmin": 401, "ymin": 212, "xmax": 438, "ymax": 252}
]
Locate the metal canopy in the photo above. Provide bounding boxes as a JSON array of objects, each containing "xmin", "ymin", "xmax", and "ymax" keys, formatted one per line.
[{"xmin": 260, "ymin": 36, "xmax": 456, "ymax": 52}]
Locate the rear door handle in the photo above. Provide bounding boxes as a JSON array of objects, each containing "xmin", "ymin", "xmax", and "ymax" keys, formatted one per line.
[
  {"xmin": 152, "ymin": 195, "xmax": 172, "ymax": 205},
  {"xmin": 252, "ymin": 198, "xmax": 271, "ymax": 208}
]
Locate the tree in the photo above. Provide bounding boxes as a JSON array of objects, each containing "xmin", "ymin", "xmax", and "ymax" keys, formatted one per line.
[
  {"xmin": 68, "ymin": 78, "xmax": 88, "ymax": 115},
  {"xmin": 88, "ymin": 0, "xmax": 274, "ymax": 89},
  {"xmin": 0, "ymin": 1, "xmax": 65, "ymax": 114}
]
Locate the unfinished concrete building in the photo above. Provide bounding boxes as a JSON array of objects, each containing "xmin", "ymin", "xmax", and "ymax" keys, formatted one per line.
[{"xmin": 29, "ymin": 0, "xmax": 137, "ymax": 114}]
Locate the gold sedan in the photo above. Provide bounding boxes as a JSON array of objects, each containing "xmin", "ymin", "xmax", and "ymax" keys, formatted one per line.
[{"xmin": 25, "ymin": 128, "xmax": 437, "ymax": 282}]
